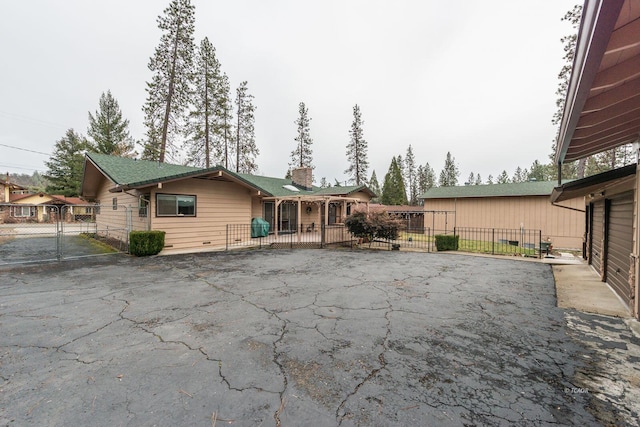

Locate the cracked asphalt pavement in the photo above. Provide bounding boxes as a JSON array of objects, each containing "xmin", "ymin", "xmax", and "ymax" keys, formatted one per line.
[{"xmin": 1, "ymin": 250, "xmax": 638, "ymax": 426}]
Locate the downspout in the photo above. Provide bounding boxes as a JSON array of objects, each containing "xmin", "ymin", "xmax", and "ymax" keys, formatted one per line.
[{"xmin": 558, "ymin": 161, "xmax": 562, "ymax": 187}]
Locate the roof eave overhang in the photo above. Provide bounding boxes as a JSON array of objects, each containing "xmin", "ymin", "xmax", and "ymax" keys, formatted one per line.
[
  {"xmin": 550, "ymin": 162, "xmax": 636, "ymax": 202},
  {"xmin": 555, "ymin": 0, "xmax": 626, "ymax": 164}
]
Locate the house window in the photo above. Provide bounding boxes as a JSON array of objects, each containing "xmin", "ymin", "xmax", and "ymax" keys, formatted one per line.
[
  {"xmin": 139, "ymin": 194, "xmax": 149, "ymax": 218},
  {"xmin": 156, "ymin": 194, "xmax": 196, "ymax": 217},
  {"xmin": 112, "ymin": 197, "xmax": 118, "ymax": 210},
  {"xmin": 11, "ymin": 206, "xmax": 35, "ymax": 217}
]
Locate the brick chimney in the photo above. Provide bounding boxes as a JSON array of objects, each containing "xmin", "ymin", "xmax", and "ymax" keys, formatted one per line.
[{"xmin": 291, "ymin": 167, "xmax": 313, "ymax": 191}]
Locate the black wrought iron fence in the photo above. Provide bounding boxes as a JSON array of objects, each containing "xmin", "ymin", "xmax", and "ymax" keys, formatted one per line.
[{"xmin": 226, "ymin": 223, "xmax": 355, "ymax": 250}]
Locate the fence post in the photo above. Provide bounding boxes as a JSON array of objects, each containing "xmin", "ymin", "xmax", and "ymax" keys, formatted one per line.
[
  {"xmin": 539, "ymin": 230, "xmax": 542, "ymax": 259},
  {"xmin": 226, "ymin": 225, "xmax": 229, "ymax": 251},
  {"xmin": 492, "ymin": 229, "xmax": 495, "ymax": 255},
  {"xmin": 56, "ymin": 207, "xmax": 62, "ymax": 261}
]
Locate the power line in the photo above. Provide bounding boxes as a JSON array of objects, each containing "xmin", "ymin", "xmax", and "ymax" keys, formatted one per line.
[
  {"xmin": 0, "ymin": 110, "xmax": 68, "ymax": 130},
  {"xmin": 0, "ymin": 163, "xmax": 46, "ymax": 172},
  {"xmin": 0, "ymin": 143, "xmax": 50, "ymax": 156}
]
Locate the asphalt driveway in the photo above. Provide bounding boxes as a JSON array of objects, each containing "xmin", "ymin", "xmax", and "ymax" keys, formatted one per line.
[{"xmin": 0, "ymin": 250, "xmax": 637, "ymax": 426}]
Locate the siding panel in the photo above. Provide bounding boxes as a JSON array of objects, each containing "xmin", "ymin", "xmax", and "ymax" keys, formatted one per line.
[
  {"xmin": 606, "ymin": 192, "xmax": 634, "ymax": 307},
  {"xmin": 591, "ymin": 200, "xmax": 605, "ymax": 275}
]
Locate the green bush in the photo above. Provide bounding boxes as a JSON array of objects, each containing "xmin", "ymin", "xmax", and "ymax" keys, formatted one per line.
[
  {"xmin": 344, "ymin": 211, "xmax": 402, "ymax": 244},
  {"xmin": 129, "ymin": 230, "xmax": 166, "ymax": 256},
  {"xmin": 435, "ymin": 234, "xmax": 459, "ymax": 251}
]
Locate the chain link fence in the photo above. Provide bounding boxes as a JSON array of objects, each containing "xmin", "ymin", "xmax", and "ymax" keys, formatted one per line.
[{"xmin": 0, "ymin": 202, "xmax": 149, "ymax": 265}]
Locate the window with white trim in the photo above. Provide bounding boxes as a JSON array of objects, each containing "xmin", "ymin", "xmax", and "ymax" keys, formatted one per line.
[
  {"xmin": 11, "ymin": 206, "xmax": 35, "ymax": 217},
  {"xmin": 156, "ymin": 194, "xmax": 196, "ymax": 217}
]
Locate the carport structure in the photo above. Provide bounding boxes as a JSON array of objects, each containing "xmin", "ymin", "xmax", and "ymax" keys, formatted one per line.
[{"xmin": 554, "ymin": 0, "xmax": 640, "ymax": 319}]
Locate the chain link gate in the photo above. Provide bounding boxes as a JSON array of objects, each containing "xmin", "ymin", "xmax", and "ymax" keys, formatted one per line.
[{"xmin": 0, "ymin": 203, "xmax": 145, "ymax": 265}]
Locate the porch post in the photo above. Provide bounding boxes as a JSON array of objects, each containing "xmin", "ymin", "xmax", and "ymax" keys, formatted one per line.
[
  {"xmin": 274, "ymin": 199, "xmax": 280, "ymax": 237},
  {"xmin": 324, "ymin": 197, "xmax": 330, "ymax": 226},
  {"xmin": 342, "ymin": 200, "xmax": 347, "ymax": 223}
]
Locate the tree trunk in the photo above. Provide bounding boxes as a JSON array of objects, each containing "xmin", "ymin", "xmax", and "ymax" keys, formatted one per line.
[{"xmin": 160, "ymin": 22, "xmax": 181, "ymax": 163}]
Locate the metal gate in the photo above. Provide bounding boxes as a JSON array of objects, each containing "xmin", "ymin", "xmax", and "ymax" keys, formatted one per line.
[{"xmin": 0, "ymin": 203, "xmax": 147, "ymax": 265}]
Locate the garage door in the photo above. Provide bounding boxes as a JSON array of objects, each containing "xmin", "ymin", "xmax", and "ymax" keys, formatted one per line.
[
  {"xmin": 591, "ymin": 199, "xmax": 605, "ymax": 276},
  {"xmin": 606, "ymin": 192, "xmax": 634, "ymax": 307}
]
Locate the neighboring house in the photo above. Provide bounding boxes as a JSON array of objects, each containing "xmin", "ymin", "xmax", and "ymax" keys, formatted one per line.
[
  {"xmin": 5, "ymin": 193, "xmax": 88, "ymax": 223},
  {"xmin": 80, "ymin": 153, "xmax": 375, "ymax": 252},
  {"xmin": 420, "ymin": 181, "xmax": 585, "ymax": 249},
  {"xmin": 552, "ymin": 0, "xmax": 640, "ymax": 320}
]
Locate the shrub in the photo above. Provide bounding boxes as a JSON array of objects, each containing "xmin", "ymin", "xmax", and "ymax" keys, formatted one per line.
[
  {"xmin": 129, "ymin": 230, "xmax": 165, "ymax": 256},
  {"xmin": 435, "ymin": 234, "xmax": 459, "ymax": 251},
  {"xmin": 345, "ymin": 211, "xmax": 402, "ymax": 243}
]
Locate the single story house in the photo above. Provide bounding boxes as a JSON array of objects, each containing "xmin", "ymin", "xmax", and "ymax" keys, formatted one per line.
[
  {"xmin": 1, "ymin": 184, "xmax": 88, "ymax": 223},
  {"xmin": 420, "ymin": 181, "xmax": 585, "ymax": 249},
  {"xmin": 80, "ymin": 153, "xmax": 375, "ymax": 252},
  {"xmin": 553, "ymin": 0, "xmax": 640, "ymax": 319}
]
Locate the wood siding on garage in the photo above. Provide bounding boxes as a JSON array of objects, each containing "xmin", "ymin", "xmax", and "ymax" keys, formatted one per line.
[
  {"xmin": 591, "ymin": 199, "xmax": 605, "ymax": 276},
  {"xmin": 424, "ymin": 196, "xmax": 584, "ymax": 249},
  {"xmin": 606, "ymin": 192, "xmax": 634, "ymax": 307}
]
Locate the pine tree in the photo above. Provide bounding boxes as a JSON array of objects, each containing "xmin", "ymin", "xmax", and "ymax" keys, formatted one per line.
[
  {"xmin": 512, "ymin": 166, "xmax": 525, "ymax": 183},
  {"xmin": 345, "ymin": 104, "xmax": 369, "ymax": 185},
  {"xmin": 235, "ymin": 81, "xmax": 259, "ymax": 173},
  {"xmin": 417, "ymin": 162, "xmax": 436, "ymax": 194},
  {"xmin": 475, "ymin": 173, "xmax": 482, "ymax": 185},
  {"xmin": 291, "ymin": 102, "xmax": 313, "ymax": 168},
  {"xmin": 44, "ymin": 129, "xmax": 90, "ymax": 197},
  {"xmin": 88, "ymin": 90, "xmax": 135, "ymax": 157},
  {"xmin": 528, "ymin": 160, "xmax": 547, "ymax": 181},
  {"xmin": 486, "ymin": 174, "xmax": 494, "ymax": 184},
  {"xmin": 217, "ymin": 73, "xmax": 234, "ymax": 168},
  {"xmin": 142, "ymin": 0, "xmax": 196, "ymax": 162},
  {"xmin": 467, "ymin": 172, "xmax": 475, "ymax": 185},
  {"xmin": 184, "ymin": 37, "xmax": 221, "ymax": 168},
  {"xmin": 369, "ymin": 170, "xmax": 381, "ymax": 202},
  {"xmin": 320, "ymin": 177, "xmax": 330, "ymax": 188},
  {"xmin": 381, "ymin": 157, "xmax": 408, "ymax": 205},
  {"xmin": 404, "ymin": 145, "xmax": 417, "ymax": 204},
  {"xmin": 497, "ymin": 170, "xmax": 510, "ymax": 184},
  {"xmin": 438, "ymin": 152, "xmax": 459, "ymax": 187}
]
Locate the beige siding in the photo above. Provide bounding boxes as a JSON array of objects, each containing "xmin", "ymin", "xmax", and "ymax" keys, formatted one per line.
[
  {"xmin": 150, "ymin": 178, "xmax": 252, "ymax": 250},
  {"xmin": 94, "ymin": 176, "xmax": 148, "ymax": 234},
  {"xmin": 251, "ymin": 196, "xmax": 263, "ymax": 219},
  {"xmin": 424, "ymin": 196, "xmax": 584, "ymax": 249}
]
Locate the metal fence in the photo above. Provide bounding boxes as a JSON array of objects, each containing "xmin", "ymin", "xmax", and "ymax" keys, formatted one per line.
[
  {"xmin": 226, "ymin": 223, "xmax": 354, "ymax": 250},
  {"xmin": 0, "ymin": 203, "xmax": 149, "ymax": 265},
  {"xmin": 225, "ymin": 223, "xmax": 547, "ymax": 258}
]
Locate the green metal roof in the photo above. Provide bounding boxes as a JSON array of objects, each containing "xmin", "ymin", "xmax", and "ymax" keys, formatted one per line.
[{"xmin": 420, "ymin": 181, "xmax": 564, "ymax": 199}]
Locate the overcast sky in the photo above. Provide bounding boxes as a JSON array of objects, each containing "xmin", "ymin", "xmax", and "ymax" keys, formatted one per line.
[{"xmin": 0, "ymin": 0, "xmax": 574, "ymax": 185}]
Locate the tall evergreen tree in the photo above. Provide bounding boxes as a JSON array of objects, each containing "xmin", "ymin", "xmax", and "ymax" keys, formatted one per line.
[
  {"xmin": 404, "ymin": 145, "xmax": 417, "ymax": 204},
  {"xmin": 438, "ymin": 152, "xmax": 459, "ymax": 187},
  {"xmin": 512, "ymin": 166, "xmax": 526, "ymax": 183},
  {"xmin": 417, "ymin": 162, "xmax": 436, "ymax": 195},
  {"xmin": 369, "ymin": 170, "xmax": 381, "ymax": 202},
  {"xmin": 527, "ymin": 160, "xmax": 547, "ymax": 181},
  {"xmin": 345, "ymin": 104, "xmax": 369, "ymax": 185},
  {"xmin": 291, "ymin": 102, "xmax": 313, "ymax": 168},
  {"xmin": 496, "ymin": 170, "xmax": 510, "ymax": 184},
  {"xmin": 44, "ymin": 129, "xmax": 90, "ymax": 197},
  {"xmin": 88, "ymin": 90, "xmax": 135, "ymax": 157},
  {"xmin": 142, "ymin": 0, "xmax": 196, "ymax": 163},
  {"xmin": 381, "ymin": 157, "xmax": 408, "ymax": 205},
  {"xmin": 475, "ymin": 173, "xmax": 482, "ymax": 185},
  {"xmin": 486, "ymin": 174, "xmax": 494, "ymax": 185},
  {"xmin": 184, "ymin": 37, "xmax": 221, "ymax": 168},
  {"xmin": 217, "ymin": 72, "xmax": 235, "ymax": 168},
  {"xmin": 467, "ymin": 172, "xmax": 475, "ymax": 185},
  {"xmin": 235, "ymin": 81, "xmax": 259, "ymax": 173}
]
